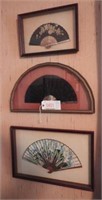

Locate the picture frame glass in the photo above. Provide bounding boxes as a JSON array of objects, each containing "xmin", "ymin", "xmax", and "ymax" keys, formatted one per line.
[
  {"xmin": 11, "ymin": 127, "xmax": 94, "ymax": 190},
  {"xmin": 23, "ymin": 9, "xmax": 75, "ymax": 53},
  {"xmin": 18, "ymin": 4, "xmax": 78, "ymax": 56}
]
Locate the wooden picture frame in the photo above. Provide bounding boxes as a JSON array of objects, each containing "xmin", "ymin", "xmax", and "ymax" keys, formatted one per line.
[
  {"xmin": 10, "ymin": 62, "xmax": 95, "ymax": 113},
  {"xmin": 18, "ymin": 4, "xmax": 79, "ymax": 57},
  {"xmin": 10, "ymin": 126, "xmax": 94, "ymax": 191}
]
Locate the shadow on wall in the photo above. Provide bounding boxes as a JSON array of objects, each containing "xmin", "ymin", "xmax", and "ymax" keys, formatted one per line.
[{"xmin": 93, "ymin": 1, "xmax": 101, "ymax": 199}]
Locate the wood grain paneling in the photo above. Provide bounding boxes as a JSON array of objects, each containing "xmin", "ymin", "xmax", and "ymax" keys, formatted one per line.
[{"xmin": 0, "ymin": 0, "xmax": 101, "ymax": 199}]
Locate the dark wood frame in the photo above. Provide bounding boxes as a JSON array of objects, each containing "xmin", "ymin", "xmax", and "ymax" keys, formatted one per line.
[
  {"xmin": 10, "ymin": 126, "xmax": 94, "ymax": 191},
  {"xmin": 18, "ymin": 4, "xmax": 79, "ymax": 57}
]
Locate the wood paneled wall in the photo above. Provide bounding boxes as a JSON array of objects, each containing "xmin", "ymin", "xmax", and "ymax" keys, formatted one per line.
[{"xmin": 0, "ymin": 0, "xmax": 101, "ymax": 199}]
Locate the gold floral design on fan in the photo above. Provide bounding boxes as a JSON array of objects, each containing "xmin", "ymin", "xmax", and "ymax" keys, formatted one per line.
[{"xmin": 29, "ymin": 23, "xmax": 70, "ymax": 48}]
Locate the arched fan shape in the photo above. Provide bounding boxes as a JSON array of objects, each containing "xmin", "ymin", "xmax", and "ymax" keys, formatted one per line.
[
  {"xmin": 23, "ymin": 139, "xmax": 82, "ymax": 173},
  {"xmin": 25, "ymin": 75, "xmax": 77, "ymax": 103},
  {"xmin": 29, "ymin": 23, "xmax": 69, "ymax": 48}
]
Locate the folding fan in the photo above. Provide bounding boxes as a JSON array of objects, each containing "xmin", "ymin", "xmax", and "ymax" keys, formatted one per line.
[
  {"xmin": 29, "ymin": 23, "xmax": 70, "ymax": 48},
  {"xmin": 23, "ymin": 139, "xmax": 82, "ymax": 173},
  {"xmin": 25, "ymin": 75, "xmax": 77, "ymax": 103}
]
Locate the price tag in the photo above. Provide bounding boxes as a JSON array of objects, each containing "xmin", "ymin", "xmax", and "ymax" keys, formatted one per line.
[{"xmin": 41, "ymin": 100, "xmax": 61, "ymax": 110}]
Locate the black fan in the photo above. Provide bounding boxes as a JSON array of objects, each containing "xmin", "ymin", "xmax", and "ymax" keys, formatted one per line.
[
  {"xmin": 25, "ymin": 75, "xmax": 77, "ymax": 103},
  {"xmin": 29, "ymin": 23, "xmax": 69, "ymax": 48}
]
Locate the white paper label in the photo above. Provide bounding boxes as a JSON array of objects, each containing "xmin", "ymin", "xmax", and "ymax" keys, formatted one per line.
[{"xmin": 41, "ymin": 100, "xmax": 61, "ymax": 110}]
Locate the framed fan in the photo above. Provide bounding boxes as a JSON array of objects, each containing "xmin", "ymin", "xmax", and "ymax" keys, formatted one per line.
[
  {"xmin": 10, "ymin": 126, "xmax": 94, "ymax": 191},
  {"xmin": 10, "ymin": 62, "xmax": 95, "ymax": 113},
  {"xmin": 18, "ymin": 3, "xmax": 79, "ymax": 57}
]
